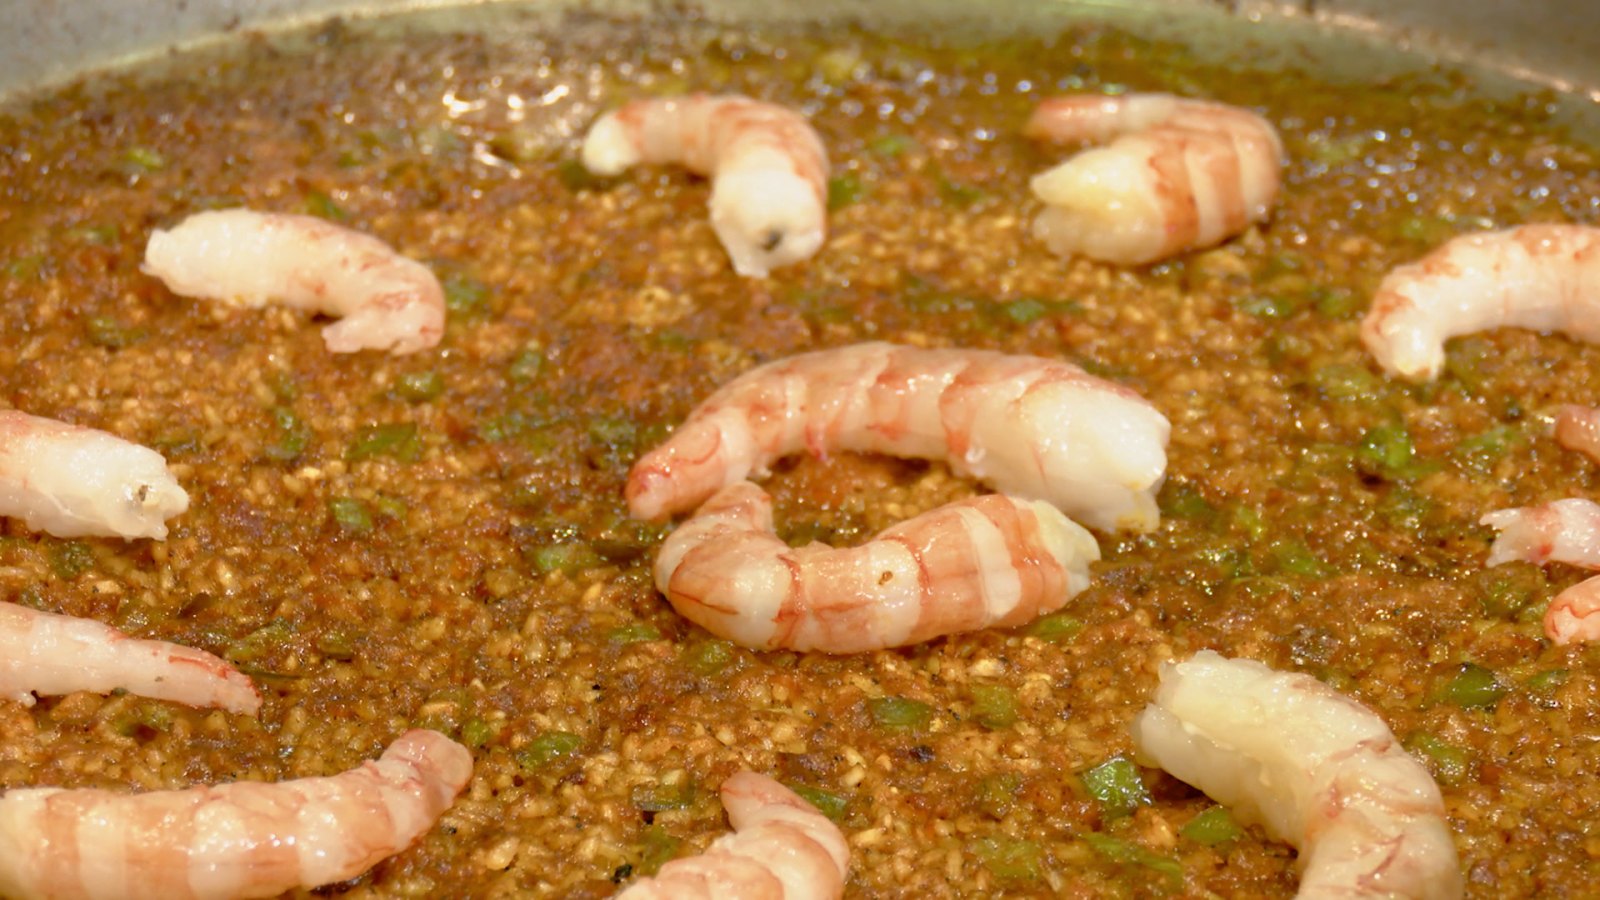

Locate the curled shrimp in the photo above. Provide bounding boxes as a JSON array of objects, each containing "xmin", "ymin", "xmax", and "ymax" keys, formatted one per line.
[
  {"xmin": 1024, "ymin": 93, "xmax": 1284, "ymax": 265},
  {"xmin": 626, "ymin": 342, "xmax": 1171, "ymax": 534},
  {"xmin": 1554, "ymin": 404, "xmax": 1600, "ymax": 465},
  {"xmin": 0, "ymin": 728, "xmax": 472, "ymax": 900},
  {"xmin": 1131, "ymin": 651, "xmax": 1462, "ymax": 900},
  {"xmin": 1481, "ymin": 499, "xmax": 1600, "ymax": 643},
  {"xmin": 616, "ymin": 771, "xmax": 849, "ymax": 900},
  {"xmin": 580, "ymin": 93, "xmax": 829, "ymax": 278},
  {"xmin": 0, "ymin": 600, "xmax": 259, "ymax": 715},
  {"xmin": 653, "ymin": 480, "xmax": 1098, "ymax": 652},
  {"xmin": 1360, "ymin": 224, "xmax": 1600, "ymax": 381},
  {"xmin": 142, "ymin": 209, "xmax": 446, "ymax": 355},
  {"xmin": 0, "ymin": 410, "xmax": 188, "ymax": 540}
]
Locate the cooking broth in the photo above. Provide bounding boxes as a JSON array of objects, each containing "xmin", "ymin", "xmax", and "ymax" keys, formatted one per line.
[{"xmin": 0, "ymin": 3, "xmax": 1597, "ymax": 897}]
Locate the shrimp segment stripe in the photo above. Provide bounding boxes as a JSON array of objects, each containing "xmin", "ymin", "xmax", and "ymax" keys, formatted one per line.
[
  {"xmin": 627, "ymin": 342, "xmax": 1171, "ymax": 534},
  {"xmin": 655, "ymin": 481, "xmax": 1098, "ymax": 653}
]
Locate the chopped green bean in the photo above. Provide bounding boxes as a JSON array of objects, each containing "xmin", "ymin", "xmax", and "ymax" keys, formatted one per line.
[
  {"xmin": 327, "ymin": 497, "xmax": 373, "ymax": 535},
  {"xmin": 827, "ymin": 173, "xmax": 865, "ymax": 211},
  {"xmin": 608, "ymin": 622, "xmax": 662, "ymax": 644},
  {"xmin": 1080, "ymin": 757, "xmax": 1151, "ymax": 817},
  {"xmin": 968, "ymin": 836, "xmax": 1043, "ymax": 879},
  {"xmin": 1407, "ymin": 732, "xmax": 1472, "ymax": 786},
  {"xmin": 442, "ymin": 274, "xmax": 490, "ymax": 315},
  {"xmin": 790, "ymin": 785, "xmax": 850, "ymax": 822},
  {"xmin": 461, "ymin": 717, "xmax": 499, "ymax": 748},
  {"xmin": 1083, "ymin": 832, "xmax": 1183, "ymax": 888},
  {"xmin": 517, "ymin": 732, "xmax": 582, "ymax": 771},
  {"xmin": 50, "ymin": 541, "xmax": 95, "ymax": 579},
  {"xmin": 346, "ymin": 422, "xmax": 421, "ymax": 463},
  {"xmin": 1180, "ymin": 806, "xmax": 1243, "ymax": 845},
  {"xmin": 683, "ymin": 639, "xmax": 735, "ymax": 676},
  {"xmin": 963, "ymin": 773, "xmax": 1016, "ymax": 822},
  {"xmin": 632, "ymin": 779, "xmax": 695, "ymax": 812},
  {"xmin": 636, "ymin": 824, "xmax": 681, "ymax": 876},
  {"xmin": 868, "ymin": 696, "xmax": 932, "ymax": 731},
  {"xmin": 1023, "ymin": 612, "xmax": 1083, "ymax": 643},
  {"xmin": 392, "ymin": 370, "xmax": 445, "ymax": 402},
  {"xmin": 85, "ymin": 316, "xmax": 147, "ymax": 348},
  {"xmin": 1437, "ymin": 662, "xmax": 1507, "ymax": 710},
  {"xmin": 970, "ymin": 684, "xmax": 1019, "ymax": 729}
]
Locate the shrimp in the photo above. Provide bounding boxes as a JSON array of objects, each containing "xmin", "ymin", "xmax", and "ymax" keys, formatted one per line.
[
  {"xmin": 626, "ymin": 342, "xmax": 1171, "ymax": 534},
  {"xmin": 0, "ymin": 728, "xmax": 472, "ymax": 900},
  {"xmin": 580, "ymin": 93, "xmax": 829, "ymax": 278},
  {"xmin": 142, "ymin": 209, "xmax": 446, "ymax": 355},
  {"xmin": 653, "ymin": 480, "xmax": 1098, "ymax": 652},
  {"xmin": 1359, "ymin": 224, "xmax": 1600, "ymax": 381},
  {"xmin": 1553, "ymin": 404, "xmax": 1600, "ymax": 465},
  {"xmin": 1480, "ymin": 498, "xmax": 1600, "ymax": 570},
  {"xmin": 1024, "ymin": 93, "xmax": 1285, "ymax": 265},
  {"xmin": 1130, "ymin": 651, "xmax": 1462, "ymax": 900},
  {"xmin": 0, "ymin": 600, "xmax": 259, "ymax": 715},
  {"xmin": 0, "ymin": 410, "xmax": 188, "ymax": 540},
  {"xmin": 616, "ymin": 771, "xmax": 849, "ymax": 900},
  {"xmin": 1481, "ymin": 499, "xmax": 1600, "ymax": 643}
]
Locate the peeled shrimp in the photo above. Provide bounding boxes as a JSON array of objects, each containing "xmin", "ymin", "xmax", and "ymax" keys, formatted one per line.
[
  {"xmin": 0, "ymin": 600, "xmax": 258, "ymax": 715},
  {"xmin": 1482, "ymin": 498, "xmax": 1600, "ymax": 643},
  {"xmin": 142, "ymin": 209, "xmax": 446, "ymax": 355},
  {"xmin": 1024, "ymin": 93, "xmax": 1285, "ymax": 265},
  {"xmin": 616, "ymin": 771, "xmax": 849, "ymax": 900},
  {"xmin": 0, "ymin": 728, "xmax": 472, "ymax": 900},
  {"xmin": 626, "ymin": 342, "xmax": 1171, "ymax": 534},
  {"xmin": 1131, "ymin": 651, "xmax": 1462, "ymax": 900},
  {"xmin": 0, "ymin": 410, "xmax": 188, "ymax": 540},
  {"xmin": 580, "ymin": 93, "xmax": 829, "ymax": 278},
  {"xmin": 654, "ymin": 480, "xmax": 1098, "ymax": 652},
  {"xmin": 1360, "ymin": 224, "xmax": 1600, "ymax": 381},
  {"xmin": 1554, "ymin": 404, "xmax": 1600, "ymax": 465}
]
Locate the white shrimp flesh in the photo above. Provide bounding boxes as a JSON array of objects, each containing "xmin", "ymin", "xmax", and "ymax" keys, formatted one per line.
[
  {"xmin": 0, "ymin": 600, "xmax": 258, "ymax": 714},
  {"xmin": 0, "ymin": 728, "xmax": 472, "ymax": 900},
  {"xmin": 626, "ymin": 342, "xmax": 1171, "ymax": 534},
  {"xmin": 1024, "ymin": 93, "xmax": 1284, "ymax": 265},
  {"xmin": 1554, "ymin": 404, "xmax": 1600, "ymax": 465},
  {"xmin": 1360, "ymin": 224, "xmax": 1600, "ymax": 381},
  {"xmin": 0, "ymin": 410, "xmax": 188, "ymax": 540},
  {"xmin": 654, "ymin": 480, "xmax": 1098, "ymax": 652},
  {"xmin": 581, "ymin": 93, "xmax": 829, "ymax": 278},
  {"xmin": 142, "ymin": 209, "xmax": 446, "ymax": 355},
  {"xmin": 1481, "ymin": 498, "xmax": 1600, "ymax": 643},
  {"xmin": 615, "ymin": 771, "xmax": 849, "ymax": 900},
  {"xmin": 1130, "ymin": 650, "xmax": 1462, "ymax": 900}
]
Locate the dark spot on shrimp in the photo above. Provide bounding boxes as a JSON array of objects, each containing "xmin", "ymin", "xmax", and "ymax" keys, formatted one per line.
[{"xmin": 760, "ymin": 230, "xmax": 784, "ymax": 251}]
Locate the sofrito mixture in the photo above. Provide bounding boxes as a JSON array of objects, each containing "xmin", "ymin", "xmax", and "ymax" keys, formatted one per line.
[{"xmin": 0, "ymin": 4, "xmax": 1597, "ymax": 898}]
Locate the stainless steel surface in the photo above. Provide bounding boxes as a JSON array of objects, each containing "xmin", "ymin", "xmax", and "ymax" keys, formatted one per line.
[{"xmin": 3, "ymin": 0, "xmax": 1600, "ymax": 104}]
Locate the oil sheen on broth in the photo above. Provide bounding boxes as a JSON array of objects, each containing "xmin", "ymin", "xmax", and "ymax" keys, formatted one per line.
[{"xmin": 0, "ymin": 5, "xmax": 1597, "ymax": 898}]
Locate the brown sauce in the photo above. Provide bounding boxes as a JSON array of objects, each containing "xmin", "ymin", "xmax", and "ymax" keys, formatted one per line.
[{"xmin": 0, "ymin": 6, "xmax": 1597, "ymax": 897}]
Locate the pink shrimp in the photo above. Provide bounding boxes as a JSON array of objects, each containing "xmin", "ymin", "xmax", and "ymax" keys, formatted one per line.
[
  {"xmin": 143, "ymin": 209, "xmax": 446, "ymax": 355},
  {"xmin": 1132, "ymin": 651, "xmax": 1462, "ymax": 900},
  {"xmin": 1554, "ymin": 404, "xmax": 1600, "ymax": 465},
  {"xmin": 1482, "ymin": 498, "xmax": 1600, "ymax": 644},
  {"xmin": 615, "ymin": 771, "xmax": 849, "ymax": 900},
  {"xmin": 1023, "ymin": 93, "xmax": 1285, "ymax": 265},
  {"xmin": 580, "ymin": 93, "xmax": 829, "ymax": 278},
  {"xmin": 0, "ymin": 410, "xmax": 188, "ymax": 540},
  {"xmin": 1360, "ymin": 224, "xmax": 1600, "ymax": 381},
  {"xmin": 0, "ymin": 729, "xmax": 472, "ymax": 900},
  {"xmin": 626, "ymin": 342, "xmax": 1171, "ymax": 534},
  {"xmin": 0, "ymin": 600, "xmax": 259, "ymax": 715},
  {"xmin": 653, "ymin": 480, "xmax": 1098, "ymax": 652}
]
